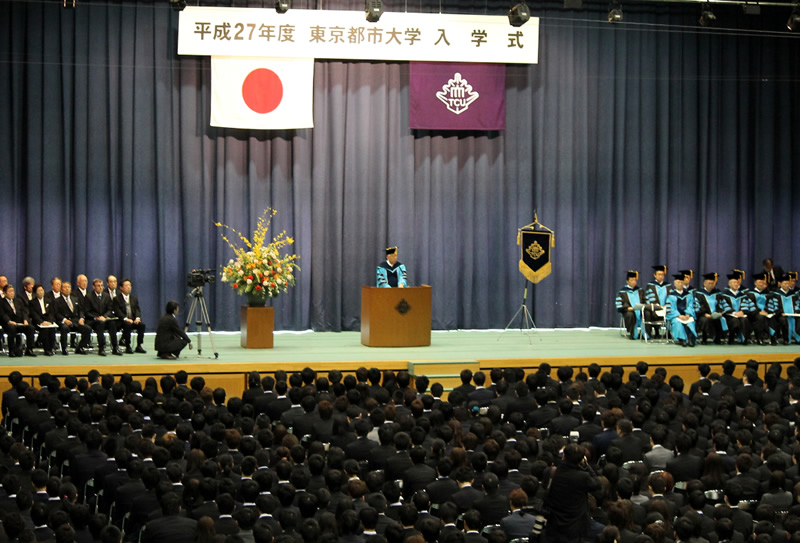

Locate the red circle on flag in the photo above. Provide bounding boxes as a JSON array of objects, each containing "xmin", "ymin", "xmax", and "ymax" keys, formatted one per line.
[{"xmin": 242, "ymin": 68, "xmax": 283, "ymax": 114}]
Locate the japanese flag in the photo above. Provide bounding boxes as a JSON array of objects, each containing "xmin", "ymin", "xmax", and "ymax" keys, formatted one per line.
[{"xmin": 210, "ymin": 56, "xmax": 314, "ymax": 130}]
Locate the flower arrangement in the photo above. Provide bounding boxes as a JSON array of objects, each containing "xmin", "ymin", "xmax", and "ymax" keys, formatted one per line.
[{"xmin": 215, "ymin": 209, "xmax": 299, "ymax": 300}]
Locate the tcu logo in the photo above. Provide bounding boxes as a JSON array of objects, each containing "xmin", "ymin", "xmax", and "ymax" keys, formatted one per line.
[{"xmin": 435, "ymin": 72, "xmax": 479, "ymax": 115}]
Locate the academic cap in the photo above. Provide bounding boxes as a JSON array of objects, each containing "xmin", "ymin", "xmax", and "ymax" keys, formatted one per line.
[
  {"xmin": 751, "ymin": 272, "xmax": 768, "ymax": 282},
  {"xmin": 672, "ymin": 274, "xmax": 685, "ymax": 280},
  {"xmin": 626, "ymin": 271, "xmax": 638, "ymax": 280},
  {"xmin": 702, "ymin": 272, "xmax": 718, "ymax": 281},
  {"xmin": 652, "ymin": 265, "xmax": 667, "ymax": 273},
  {"xmin": 385, "ymin": 246, "xmax": 398, "ymax": 255},
  {"xmin": 679, "ymin": 269, "xmax": 693, "ymax": 279}
]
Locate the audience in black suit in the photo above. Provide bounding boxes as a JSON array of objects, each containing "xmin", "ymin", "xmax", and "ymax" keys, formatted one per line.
[{"xmin": 0, "ymin": 358, "xmax": 799, "ymax": 543}]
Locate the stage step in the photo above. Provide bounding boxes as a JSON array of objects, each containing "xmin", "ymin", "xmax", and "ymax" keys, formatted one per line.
[{"xmin": 409, "ymin": 360, "xmax": 481, "ymax": 391}]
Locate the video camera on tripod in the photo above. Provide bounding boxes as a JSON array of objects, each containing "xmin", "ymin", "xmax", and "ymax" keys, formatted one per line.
[
  {"xmin": 187, "ymin": 268, "xmax": 215, "ymax": 288},
  {"xmin": 184, "ymin": 267, "xmax": 218, "ymax": 359}
]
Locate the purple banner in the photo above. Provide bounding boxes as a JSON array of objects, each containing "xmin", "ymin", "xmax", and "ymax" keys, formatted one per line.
[{"xmin": 409, "ymin": 62, "xmax": 506, "ymax": 131}]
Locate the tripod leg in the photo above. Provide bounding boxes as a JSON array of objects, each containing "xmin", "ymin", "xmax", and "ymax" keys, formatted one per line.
[
  {"xmin": 184, "ymin": 298, "xmax": 198, "ymax": 332},
  {"xmin": 197, "ymin": 298, "xmax": 220, "ymax": 359}
]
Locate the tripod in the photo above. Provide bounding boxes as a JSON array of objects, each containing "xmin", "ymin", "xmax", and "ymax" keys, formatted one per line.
[
  {"xmin": 499, "ymin": 281, "xmax": 539, "ymax": 343},
  {"xmin": 184, "ymin": 286, "xmax": 219, "ymax": 359}
]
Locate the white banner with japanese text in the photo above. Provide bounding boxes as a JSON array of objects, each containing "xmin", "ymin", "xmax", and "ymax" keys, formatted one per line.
[{"xmin": 178, "ymin": 7, "xmax": 538, "ymax": 64}]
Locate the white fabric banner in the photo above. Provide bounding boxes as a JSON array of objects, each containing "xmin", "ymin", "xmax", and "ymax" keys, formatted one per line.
[
  {"xmin": 179, "ymin": 7, "xmax": 538, "ymax": 64},
  {"xmin": 210, "ymin": 56, "xmax": 314, "ymax": 130}
]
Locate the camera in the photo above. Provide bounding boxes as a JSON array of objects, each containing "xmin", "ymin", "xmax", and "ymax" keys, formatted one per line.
[{"xmin": 187, "ymin": 268, "xmax": 216, "ymax": 288}]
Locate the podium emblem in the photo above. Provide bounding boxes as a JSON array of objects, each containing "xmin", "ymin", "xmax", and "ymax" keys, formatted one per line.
[{"xmin": 395, "ymin": 299, "xmax": 411, "ymax": 315}]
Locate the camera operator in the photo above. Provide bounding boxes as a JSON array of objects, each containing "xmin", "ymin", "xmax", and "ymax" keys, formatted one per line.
[
  {"xmin": 543, "ymin": 443, "xmax": 601, "ymax": 543},
  {"xmin": 154, "ymin": 300, "xmax": 192, "ymax": 360}
]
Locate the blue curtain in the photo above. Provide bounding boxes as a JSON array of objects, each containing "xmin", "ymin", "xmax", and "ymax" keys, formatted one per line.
[{"xmin": 1, "ymin": 0, "xmax": 799, "ymax": 332}]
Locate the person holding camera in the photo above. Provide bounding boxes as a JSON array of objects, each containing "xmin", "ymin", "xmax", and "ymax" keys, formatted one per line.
[
  {"xmin": 543, "ymin": 443, "xmax": 600, "ymax": 543},
  {"xmin": 154, "ymin": 300, "xmax": 192, "ymax": 360}
]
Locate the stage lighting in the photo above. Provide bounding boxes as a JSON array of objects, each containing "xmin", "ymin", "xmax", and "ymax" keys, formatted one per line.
[
  {"xmin": 698, "ymin": 4, "xmax": 716, "ymax": 26},
  {"xmin": 63, "ymin": 0, "xmax": 75, "ymax": 8},
  {"xmin": 169, "ymin": 0, "xmax": 186, "ymax": 11},
  {"xmin": 365, "ymin": 0, "xmax": 383, "ymax": 23},
  {"xmin": 608, "ymin": 2, "xmax": 623, "ymax": 22},
  {"xmin": 275, "ymin": 0, "xmax": 290, "ymax": 13},
  {"xmin": 788, "ymin": 5, "xmax": 800, "ymax": 31},
  {"xmin": 508, "ymin": 3, "xmax": 531, "ymax": 27}
]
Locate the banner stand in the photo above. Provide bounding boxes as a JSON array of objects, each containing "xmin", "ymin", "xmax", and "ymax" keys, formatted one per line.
[
  {"xmin": 499, "ymin": 211, "xmax": 555, "ymax": 343},
  {"xmin": 499, "ymin": 279, "xmax": 539, "ymax": 343}
]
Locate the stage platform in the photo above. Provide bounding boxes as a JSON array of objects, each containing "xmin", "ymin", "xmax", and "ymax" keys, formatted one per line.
[{"xmin": 2, "ymin": 328, "xmax": 799, "ymax": 398}]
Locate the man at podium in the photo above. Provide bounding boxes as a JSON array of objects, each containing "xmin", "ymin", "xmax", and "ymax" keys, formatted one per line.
[{"xmin": 376, "ymin": 246, "xmax": 408, "ymax": 288}]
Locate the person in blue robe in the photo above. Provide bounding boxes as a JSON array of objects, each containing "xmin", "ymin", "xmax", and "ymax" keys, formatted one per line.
[
  {"xmin": 717, "ymin": 271, "xmax": 755, "ymax": 345},
  {"xmin": 643, "ymin": 265, "xmax": 671, "ymax": 339},
  {"xmin": 766, "ymin": 273, "xmax": 800, "ymax": 344},
  {"xmin": 745, "ymin": 272, "xmax": 778, "ymax": 345},
  {"xmin": 376, "ymin": 246, "xmax": 408, "ymax": 288},
  {"xmin": 666, "ymin": 274, "xmax": 697, "ymax": 347},
  {"xmin": 693, "ymin": 272, "xmax": 725, "ymax": 345},
  {"xmin": 615, "ymin": 270, "xmax": 644, "ymax": 340}
]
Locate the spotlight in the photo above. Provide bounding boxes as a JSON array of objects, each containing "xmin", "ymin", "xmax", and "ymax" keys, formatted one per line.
[
  {"xmin": 169, "ymin": 0, "xmax": 186, "ymax": 11},
  {"xmin": 788, "ymin": 5, "xmax": 800, "ymax": 31},
  {"xmin": 275, "ymin": 0, "xmax": 290, "ymax": 13},
  {"xmin": 365, "ymin": 0, "xmax": 383, "ymax": 23},
  {"xmin": 508, "ymin": 3, "xmax": 531, "ymax": 27},
  {"xmin": 62, "ymin": 0, "xmax": 75, "ymax": 7},
  {"xmin": 608, "ymin": 2, "xmax": 623, "ymax": 22},
  {"xmin": 698, "ymin": 4, "xmax": 716, "ymax": 27}
]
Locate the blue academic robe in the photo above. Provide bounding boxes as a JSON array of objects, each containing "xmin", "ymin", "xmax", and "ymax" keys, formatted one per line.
[
  {"xmin": 718, "ymin": 288, "xmax": 755, "ymax": 342},
  {"xmin": 644, "ymin": 281, "xmax": 670, "ymax": 306},
  {"xmin": 666, "ymin": 289, "xmax": 697, "ymax": 343},
  {"xmin": 693, "ymin": 288, "xmax": 728, "ymax": 332},
  {"xmin": 376, "ymin": 261, "xmax": 408, "ymax": 288},
  {"xmin": 767, "ymin": 289, "xmax": 800, "ymax": 343}
]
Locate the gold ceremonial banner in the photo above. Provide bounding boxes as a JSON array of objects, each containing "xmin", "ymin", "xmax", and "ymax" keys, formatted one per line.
[{"xmin": 516, "ymin": 213, "xmax": 555, "ymax": 284}]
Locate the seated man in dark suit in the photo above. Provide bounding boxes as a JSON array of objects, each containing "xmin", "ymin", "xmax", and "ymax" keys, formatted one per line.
[
  {"xmin": 0, "ymin": 284, "xmax": 37, "ymax": 357},
  {"xmin": 611, "ymin": 418, "xmax": 645, "ymax": 463},
  {"xmin": 114, "ymin": 279, "xmax": 147, "ymax": 354},
  {"xmin": 54, "ymin": 281, "xmax": 91, "ymax": 355},
  {"xmin": 83, "ymin": 278, "xmax": 122, "ymax": 356}
]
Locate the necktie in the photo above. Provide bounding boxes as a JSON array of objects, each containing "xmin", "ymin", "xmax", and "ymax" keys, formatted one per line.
[
  {"xmin": 9, "ymin": 299, "xmax": 15, "ymax": 315},
  {"xmin": 67, "ymin": 296, "xmax": 73, "ymax": 312},
  {"xmin": 126, "ymin": 298, "xmax": 132, "ymax": 318}
]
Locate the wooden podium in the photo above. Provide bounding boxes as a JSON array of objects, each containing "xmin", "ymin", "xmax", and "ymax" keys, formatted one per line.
[
  {"xmin": 240, "ymin": 306, "xmax": 274, "ymax": 349},
  {"xmin": 361, "ymin": 285, "xmax": 432, "ymax": 347}
]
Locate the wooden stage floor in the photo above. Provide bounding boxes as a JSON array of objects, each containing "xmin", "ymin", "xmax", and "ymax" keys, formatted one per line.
[{"xmin": 2, "ymin": 329, "xmax": 798, "ymax": 398}]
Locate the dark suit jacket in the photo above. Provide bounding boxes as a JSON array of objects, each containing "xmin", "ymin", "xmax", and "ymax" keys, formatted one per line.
[
  {"xmin": 612, "ymin": 433, "xmax": 646, "ymax": 462},
  {"xmin": 154, "ymin": 313, "xmax": 191, "ymax": 352},
  {"xmin": 344, "ymin": 437, "xmax": 378, "ymax": 461},
  {"xmin": 666, "ymin": 454, "xmax": 704, "ymax": 482},
  {"xmin": 402, "ymin": 463, "xmax": 437, "ymax": 498},
  {"xmin": 425, "ymin": 477, "xmax": 459, "ymax": 506},
  {"xmin": 143, "ymin": 515, "xmax": 197, "ymax": 543},
  {"xmin": 83, "ymin": 290, "xmax": 115, "ymax": 320},
  {"xmin": 28, "ymin": 297, "xmax": 56, "ymax": 325},
  {"xmin": 474, "ymin": 492, "xmax": 510, "ymax": 525},
  {"xmin": 0, "ymin": 296, "xmax": 30, "ymax": 325},
  {"xmin": 55, "ymin": 294, "xmax": 84, "ymax": 323},
  {"xmin": 451, "ymin": 485, "xmax": 484, "ymax": 513},
  {"xmin": 113, "ymin": 293, "xmax": 143, "ymax": 320}
]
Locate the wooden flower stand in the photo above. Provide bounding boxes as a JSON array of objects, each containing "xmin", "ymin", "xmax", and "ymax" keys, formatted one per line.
[{"xmin": 240, "ymin": 306, "xmax": 274, "ymax": 349}]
